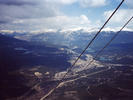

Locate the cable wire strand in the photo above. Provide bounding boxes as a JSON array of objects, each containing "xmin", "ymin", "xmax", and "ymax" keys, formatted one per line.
[
  {"xmin": 40, "ymin": 0, "xmax": 125, "ymax": 100},
  {"xmin": 61, "ymin": 0, "xmax": 125, "ymax": 82},
  {"xmin": 85, "ymin": 16, "xmax": 133, "ymax": 68}
]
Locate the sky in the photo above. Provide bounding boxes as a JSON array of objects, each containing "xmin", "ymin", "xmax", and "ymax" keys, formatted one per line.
[{"xmin": 0, "ymin": 0, "xmax": 132, "ymax": 32}]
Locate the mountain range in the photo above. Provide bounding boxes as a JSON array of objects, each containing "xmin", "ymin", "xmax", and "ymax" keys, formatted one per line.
[{"xmin": 0, "ymin": 29, "xmax": 133, "ymax": 100}]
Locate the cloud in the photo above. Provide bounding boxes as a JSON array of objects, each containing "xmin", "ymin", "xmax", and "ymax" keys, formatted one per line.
[
  {"xmin": 0, "ymin": 0, "xmax": 77, "ymax": 6},
  {"xmin": 0, "ymin": 0, "xmax": 132, "ymax": 32},
  {"xmin": 0, "ymin": 0, "xmax": 46, "ymax": 5},
  {"xmin": 46, "ymin": 0, "xmax": 77, "ymax": 5},
  {"xmin": 79, "ymin": 0, "xmax": 107, "ymax": 8},
  {"xmin": 104, "ymin": 9, "xmax": 133, "ymax": 29},
  {"xmin": 0, "ymin": 0, "xmax": 63, "ymax": 31},
  {"xmin": 0, "ymin": 0, "xmax": 62, "ymax": 19},
  {"xmin": 104, "ymin": 9, "xmax": 133, "ymax": 23},
  {"xmin": 0, "ymin": 0, "xmax": 78, "ymax": 26},
  {"xmin": 0, "ymin": 0, "xmax": 92, "ymax": 31},
  {"xmin": 1, "ymin": 15, "xmax": 91, "ymax": 31},
  {"xmin": 125, "ymin": 0, "xmax": 133, "ymax": 8}
]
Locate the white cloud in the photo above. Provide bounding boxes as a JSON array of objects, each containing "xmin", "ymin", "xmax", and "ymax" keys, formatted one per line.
[
  {"xmin": 0, "ymin": 0, "xmax": 62, "ymax": 24},
  {"xmin": 47, "ymin": 0, "xmax": 107, "ymax": 7},
  {"xmin": 79, "ymin": 0, "xmax": 107, "ymax": 7},
  {"xmin": 46, "ymin": 0, "xmax": 77, "ymax": 5},
  {"xmin": 0, "ymin": 0, "xmax": 132, "ymax": 32},
  {"xmin": 1, "ymin": 15, "xmax": 91, "ymax": 31},
  {"xmin": 104, "ymin": 9, "xmax": 133, "ymax": 24},
  {"xmin": 125, "ymin": 0, "xmax": 133, "ymax": 8},
  {"xmin": 33, "ymin": 15, "xmax": 90, "ymax": 29},
  {"xmin": 102, "ymin": 27, "xmax": 133, "ymax": 32},
  {"xmin": 104, "ymin": 9, "xmax": 133, "ymax": 30}
]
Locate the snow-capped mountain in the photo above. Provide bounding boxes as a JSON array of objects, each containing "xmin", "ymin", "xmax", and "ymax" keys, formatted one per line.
[{"xmin": 1, "ymin": 28, "xmax": 133, "ymax": 49}]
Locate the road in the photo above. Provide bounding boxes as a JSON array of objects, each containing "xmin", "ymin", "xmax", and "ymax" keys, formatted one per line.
[{"xmin": 40, "ymin": 67, "xmax": 111, "ymax": 100}]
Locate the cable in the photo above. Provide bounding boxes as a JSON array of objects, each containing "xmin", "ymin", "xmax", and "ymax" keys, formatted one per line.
[
  {"xmin": 85, "ymin": 16, "xmax": 133, "ymax": 68},
  {"xmin": 61, "ymin": 0, "xmax": 125, "ymax": 81},
  {"xmin": 40, "ymin": 0, "xmax": 125, "ymax": 100}
]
